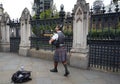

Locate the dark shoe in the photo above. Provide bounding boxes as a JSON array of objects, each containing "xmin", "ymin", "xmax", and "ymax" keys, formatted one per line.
[
  {"xmin": 64, "ymin": 71, "xmax": 70, "ymax": 76},
  {"xmin": 50, "ymin": 68, "xmax": 58, "ymax": 72}
]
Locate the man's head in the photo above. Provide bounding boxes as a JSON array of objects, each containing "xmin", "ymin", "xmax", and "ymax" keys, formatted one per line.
[{"xmin": 55, "ymin": 24, "xmax": 63, "ymax": 31}]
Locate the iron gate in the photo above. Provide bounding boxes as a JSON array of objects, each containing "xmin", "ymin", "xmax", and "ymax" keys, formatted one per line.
[
  {"xmin": 8, "ymin": 19, "xmax": 20, "ymax": 52},
  {"xmin": 10, "ymin": 37, "xmax": 20, "ymax": 52},
  {"xmin": 87, "ymin": 7, "xmax": 120, "ymax": 72}
]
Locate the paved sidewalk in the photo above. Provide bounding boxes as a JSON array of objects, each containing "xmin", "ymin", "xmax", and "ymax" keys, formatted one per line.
[{"xmin": 0, "ymin": 52, "xmax": 119, "ymax": 84}]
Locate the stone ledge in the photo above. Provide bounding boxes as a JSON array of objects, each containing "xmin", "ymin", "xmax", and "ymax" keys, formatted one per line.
[
  {"xmin": 28, "ymin": 49, "xmax": 54, "ymax": 61},
  {"xmin": 27, "ymin": 48, "xmax": 71, "ymax": 62},
  {"xmin": 0, "ymin": 43, "xmax": 10, "ymax": 52}
]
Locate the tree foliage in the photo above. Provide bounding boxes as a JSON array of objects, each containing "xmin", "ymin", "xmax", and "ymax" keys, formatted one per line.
[
  {"xmin": 32, "ymin": 3, "xmax": 59, "ymax": 19},
  {"xmin": 40, "ymin": 9, "xmax": 52, "ymax": 19}
]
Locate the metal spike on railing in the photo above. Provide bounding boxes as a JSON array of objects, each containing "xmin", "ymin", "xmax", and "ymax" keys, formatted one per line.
[
  {"xmin": 16, "ymin": 18, "xmax": 19, "ymax": 23},
  {"xmin": 102, "ymin": 6, "xmax": 106, "ymax": 14},
  {"xmin": 115, "ymin": 4, "xmax": 119, "ymax": 12},
  {"xmin": 108, "ymin": 7, "xmax": 112, "ymax": 13},
  {"xmin": 12, "ymin": 19, "xmax": 14, "ymax": 23},
  {"xmin": 90, "ymin": 6, "xmax": 93, "ymax": 15}
]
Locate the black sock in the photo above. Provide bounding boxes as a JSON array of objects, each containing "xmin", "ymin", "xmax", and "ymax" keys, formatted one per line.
[{"xmin": 63, "ymin": 64, "xmax": 69, "ymax": 73}]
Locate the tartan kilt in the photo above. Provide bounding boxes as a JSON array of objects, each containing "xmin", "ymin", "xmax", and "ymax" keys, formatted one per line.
[{"xmin": 54, "ymin": 46, "xmax": 67, "ymax": 62}]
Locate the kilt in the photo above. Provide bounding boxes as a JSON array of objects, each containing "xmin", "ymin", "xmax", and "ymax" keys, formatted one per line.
[{"xmin": 54, "ymin": 46, "xmax": 67, "ymax": 62}]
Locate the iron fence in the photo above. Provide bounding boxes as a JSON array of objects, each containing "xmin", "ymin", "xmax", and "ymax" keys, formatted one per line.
[
  {"xmin": 88, "ymin": 5, "xmax": 120, "ymax": 72},
  {"xmin": 10, "ymin": 37, "xmax": 20, "ymax": 52},
  {"xmin": 30, "ymin": 35, "xmax": 73, "ymax": 52},
  {"xmin": 30, "ymin": 6, "xmax": 73, "ymax": 53}
]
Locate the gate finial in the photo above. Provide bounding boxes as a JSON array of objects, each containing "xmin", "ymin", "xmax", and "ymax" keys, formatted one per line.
[{"xmin": 77, "ymin": 0, "xmax": 84, "ymax": 2}]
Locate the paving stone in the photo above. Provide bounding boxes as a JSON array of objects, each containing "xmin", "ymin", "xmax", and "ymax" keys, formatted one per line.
[
  {"xmin": 0, "ymin": 52, "xmax": 119, "ymax": 84},
  {"xmin": 36, "ymin": 77, "xmax": 52, "ymax": 84},
  {"xmin": 52, "ymin": 79, "xmax": 73, "ymax": 84}
]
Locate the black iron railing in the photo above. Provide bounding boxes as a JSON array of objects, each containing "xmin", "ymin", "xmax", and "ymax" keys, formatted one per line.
[
  {"xmin": 10, "ymin": 37, "xmax": 20, "ymax": 52},
  {"xmin": 88, "ymin": 40, "xmax": 120, "ymax": 72},
  {"xmin": 30, "ymin": 35, "xmax": 73, "ymax": 52},
  {"xmin": 30, "ymin": 5, "xmax": 73, "ymax": 52},
  {"xmin": 88, "ymin": 6, "xmax": 120, "ymax": 72},
  {"xmin": 7, "ymin": 19, "xmax": 21, "ymax": 52}
]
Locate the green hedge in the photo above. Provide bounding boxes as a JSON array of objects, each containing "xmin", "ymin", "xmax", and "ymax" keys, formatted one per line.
[{"xmin": 88, "ymin": 28, "xmax": 120, "ymax": 39}]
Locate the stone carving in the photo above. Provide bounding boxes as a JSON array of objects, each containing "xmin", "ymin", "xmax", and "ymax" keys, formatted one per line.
[
  {"xmin": 20, "ymin": 8, "xmax": 30, "ymax": 21},
  {"xmin": 73, "ymin": 0, "xmax": 89, "ymax": 18},
  {"xmin": 1, "ymin": 12, "xmax": 10, "ymax": 42},
  {"xmin": 0, "ymin": 12, "xmax": 9, "ymax": 25},
  {"xmin": 76, "ymin": 8, "xmax": 82, "ymax": 22},
  {"xmin": 4, "ymin": 12, "xmax": 9, "ymax": 22},
  {"xmin": 72, "ymin": 0, "xmax": 89, "ymax": 48}
]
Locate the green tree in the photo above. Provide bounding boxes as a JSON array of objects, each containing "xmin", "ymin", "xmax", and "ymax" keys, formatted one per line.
[
  {"xmin": 39, "ymin": 4, "xmax": 59, "ymax": 19},
  {"xmin": 51, "ymin": 3, "xmax": 59, "ymax": 18},
  {"xmin": 40, "ymin": 9, "xmax": 52, "ymax": 19},
  {"xmin": 32, "ymin": 15, "xmax": 36, "ymax": 19}
]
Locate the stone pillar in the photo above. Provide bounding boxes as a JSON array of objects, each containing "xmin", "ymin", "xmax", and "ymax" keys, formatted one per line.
[
  {"xmin": 0, "ymin": 3, "xmax": 3, "ymax": 51},
  {"xmin": 0, "ymin": 3, "xmax": 3, "ymax": 21},
  {"xmin": 70, "ymin": 0, "xmax": 89, "ymax": 69},
  {"xmin": 19, "ymin": 8, "xmax": 32, "ymax": 56},
  {"xmin": 0, "ymin": 11, "xmax": 10, "ymax": 52}
]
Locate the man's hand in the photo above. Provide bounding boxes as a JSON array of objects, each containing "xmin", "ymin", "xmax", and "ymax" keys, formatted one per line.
[
  {"xmin": 49, "ymin": 40, "xmax": 52, "ymax": 44},
  {"xmin": 49, "ymin": 39, "xmax": 54, "ymax": 44}
]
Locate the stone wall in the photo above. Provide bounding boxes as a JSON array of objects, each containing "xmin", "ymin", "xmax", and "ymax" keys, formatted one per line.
[
  {"xmin": 28, "ymin": 49, "xmax": 54, "ymax": 61},
  {"xmin": 28, "ymin": 49, "xmax": 71, "ymax": 63}
]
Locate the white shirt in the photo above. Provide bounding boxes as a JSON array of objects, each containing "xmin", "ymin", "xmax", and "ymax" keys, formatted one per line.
[
  {"xmin": 52, "ymin": 33, "xmax": 58, "ymax": 40},
  {"xmin": 51, "ymin": 31, "xmax": 61, "ymax": 40}
]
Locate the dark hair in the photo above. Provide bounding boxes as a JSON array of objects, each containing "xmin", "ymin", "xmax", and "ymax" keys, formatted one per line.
[{"xmin": 56, "ymin": 24, "xmax": 63, "ymax": 30}]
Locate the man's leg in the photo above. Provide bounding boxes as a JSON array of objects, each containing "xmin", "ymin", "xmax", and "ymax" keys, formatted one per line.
[
  {"xmin": 62, "ymin": 61, "xmax": 70, "ymax": 76},
  {"xmin": 50, "ymin": 61, "xmax": 58, "ymax": 72}
]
